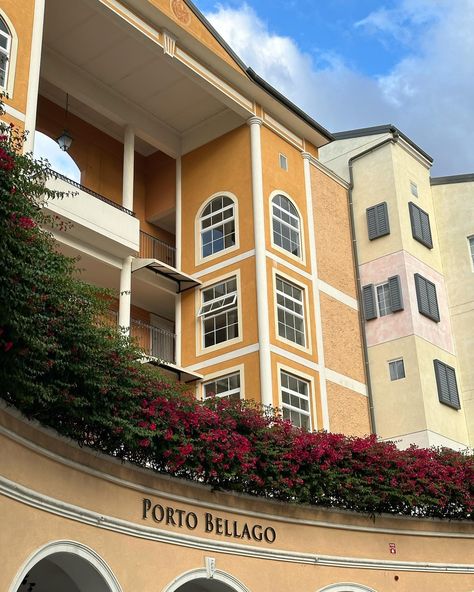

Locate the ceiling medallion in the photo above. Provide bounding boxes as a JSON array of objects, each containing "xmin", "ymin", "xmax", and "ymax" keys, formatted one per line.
[{"xmin": 170, "ymin": 0, "xmax": 191, "ymax": 25}]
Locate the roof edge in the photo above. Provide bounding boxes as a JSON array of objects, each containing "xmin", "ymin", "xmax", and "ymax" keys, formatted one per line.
[
  {"xmin": 431, "ymin": 173, "xmax": 474, "ymax": 186},
  {"xmin": 333, "ymin": 124, "xmax": 433, "ymax": 163}
]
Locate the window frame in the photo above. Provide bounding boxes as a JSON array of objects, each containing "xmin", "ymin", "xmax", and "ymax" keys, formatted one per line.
[
  {"xmin": 270, "ymin": 191, "xmax": 305, "ymax": 263},
  {"xmin": 195, "ymin": 192, "xmax": 239, "ymax": 265},
  {"xmin": 202, "ymin": 369, "xmax": 242, "ymax": 402},
  {"xmin": 388, "ymin": 358, "xmax": 405, "ymax": 381},
  {"xmin": 278, "ymin": 368, "xmax": 313, "ymax": 430},
  {"xmin": 0, "ymin": 11, "xmax": 17, "ymax": 97},
  {"xmin": 196, "ymin": 271, "xmax": 242, "ymax": 355},
  {"xmin": 375, "ymin": 281, "xmax": 391, "ymax": 317},
  {"xmin": 410, "ymin": 181, "xmax": 418, "ymax": 198},
  {"xmin": 278, "ymin": 153, "xmax": 288, "ymax": 171},
  {"xmin": 273, "ymin": 270, "xmax": 311, "ymax": 352},
  {"xmin": 468, "ymin": 235, "xmax": 474, "ymax": 271},
  {"xmin": 433, "ymin": 359, "xmax": 460, "ymax": 410}
]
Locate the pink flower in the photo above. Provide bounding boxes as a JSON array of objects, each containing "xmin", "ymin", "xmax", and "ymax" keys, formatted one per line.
[
  {"xmin": 4, "ymin": 341, "xmax": 13, "ymax": 352},
  {"xmin": 138, "ymin": 438, "xmax": 151, "ymax": 448}
]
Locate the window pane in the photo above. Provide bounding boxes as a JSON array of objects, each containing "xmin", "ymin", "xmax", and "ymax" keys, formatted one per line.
[
  {"xmin": 376, "ymin": 283, "xmax": 391, "ymax": 317},
  {"xmin": 201, "ymin": 196, "xmax": 235, "ymax": 258}
]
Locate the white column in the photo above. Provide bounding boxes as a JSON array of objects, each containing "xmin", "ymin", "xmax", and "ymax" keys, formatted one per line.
[
  {"xmin": 23, "ymin": 0, "xmax": 46, "ymax": 153},
  {"xmin": 122, "ymin": 125, "xmax": 135, "ymax": 211},
  {"xmin": 174, "ymin": 156, "xmax": 182, "ymax": 366},
  {"xmin": 302, "ymin": 152, "xmax": 329, "ymax": 430},
  {"xmin": 119, "ymin": 256, "xmax": 133, "ymax": 335},
  {"xmin": 248, "ymin": 117, "xmax": 272, "ymax": 408}
]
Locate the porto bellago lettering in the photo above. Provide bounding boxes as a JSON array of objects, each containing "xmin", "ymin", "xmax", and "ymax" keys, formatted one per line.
[{"xmin": 142, "ymin": 498, "xmax": 276, "ymax": 544}]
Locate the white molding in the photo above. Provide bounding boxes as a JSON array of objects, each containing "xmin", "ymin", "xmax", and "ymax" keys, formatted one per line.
[
  {"xmin": 49, "ymin": 229, "xmax": 124, "ymax": 268},
  {"xmin": 23, "ymin": 0, "xmax": 45, "ymax": 153},
  {"xmin": 1, "ymin": 477, "xmax": 473, "ymax": 573},
  {"xmin": 175, "ymin": 47, "xmax": 254, "ymax": 114},
  {"xmin": 7, "ymin": 539, "xmax": 123, "ymax": 592},
  {"xmin": 262, "ymin": 112, "xmax": 303, "ymax": 149},
  {"xmin": 309, "ymin": 156, "xmax": 350, "ymax": 188},
  {"xmin": 0, "ymin": 416, "xmax": 471, "ymax": 538},
  {"xmin": 265, "ymin": 251, "xmax": 312, "ymax": 280},
  {"xmin": 188, "ymin": 343, "xmax": 259, "ymax": 372},
  {"xmin": 98, "ymin": 0, "xmax": 162, "ymax": 43},
  {"xmin": 193, "ymin": 250, "xmax": 255, "ymax": 279},
  {"xmin": 2, "ymin": 103, "xmax": 25, "ymax": 122},
  {"xmin": 325, "ymin": 369, "xmax": 368, "ymax": 396},
  {"xmin": 302, "ymin": 153, "xmax": 329, "ymax": 430},
  {"xmin": 162, "ymin": 569, "xmax": 251, "ymax": 592},
  {"xmin": 317, "ymin": 584, "xmax": 377, "ymax": 592},
  {"xmin": 163, "ymin": 30, "xmax": 177, "ymax": 57},
  {"xmin": 318, "ymin": 280, "xmax": 359, "ymax": 310},
  {"xmin": 270, "ymin": 345, "xmax": 320, "ymax": 372}
]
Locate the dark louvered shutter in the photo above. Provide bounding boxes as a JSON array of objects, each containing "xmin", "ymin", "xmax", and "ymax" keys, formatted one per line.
[
  {"xmin": 426, "ymin": 280, "xmax": 440, "ymax": 321},
  {"xmin": 388, "ymin": 275, "xmax": 403, "ymax": 312},
  {"xmin": 367, "ymin": 202, "xmax": 389, "ymax": 240},
  {"xmin": 362, "ymin": 284, "xmax": 377, "ymax": 320},
  {"xmin": 414, "ymin": 274, "xmax": 429, "ymax": 315},
  {"xmin": 434, "ymin": 360, "xmax": 460, "ymax": 409},
  {"xmin": 420, "ymin": 209, "xmax": 433, "ymax": 248},
  {"xmin": 409, "ymin": 202, "xmax": 433, "ymax": 249}
]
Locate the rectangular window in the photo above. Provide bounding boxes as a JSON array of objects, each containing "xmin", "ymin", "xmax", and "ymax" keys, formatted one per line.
[
  {"xmin": 362, "ymin": 275, "xmax": 403, "ymax": 320},
  {"xmin": 276, "ymin": 276, "xmax": 305, "ymax": 346},
  {"xmin": 434, "ymin": 360, "xmax": 460, "ymax": 409},
  {"xmin": 414, "ymin": 273, "xmax": 440, "ymax": 322},
  {"xmin": 199, "ymin": 277, "xmax": 238, "ymax": 348},
  {"xmin": 410, "ymin": 181, "xmax": 418, "ymax": 197},
  {"xmin": 409, "ymin": 202, "xmax": 433, "ymax": 248},
  {"xmin": 366, "ymin": 202, "xmax": 390, "ymax": 240},
  {"xmin": 279, "ymin": 153, "xmax": 288, "ymax": 171},
  {"xmin": 469, "ymin": 236, "xmax": 474, "ymax": 269},
  {"xmin": 280, "ymin": 371, "xmax": 311, "ymax": 429},
  {"xmin": 389, "ymin": 359, "xmax": 405, "ymax": 381},
  {"xmin": 203, "ymin": 372, "xmax": 241, "ymax": 401}
]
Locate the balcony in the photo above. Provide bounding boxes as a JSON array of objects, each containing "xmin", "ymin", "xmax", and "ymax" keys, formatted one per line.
[
  {"xmin": 44, "ymin": 170, "xmax": 140, "ymax": 257},
  {"xmin": 133, "ymin": 231, "xmax": 200, "ymax": 293},
  {"xmin": 106, "ymin": 311, "xmax": 201, "ymax": 382}
]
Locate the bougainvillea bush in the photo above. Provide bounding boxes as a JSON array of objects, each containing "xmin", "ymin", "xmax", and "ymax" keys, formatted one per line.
[{"xmin": 0, "ymin": 118, "xmax": 472, "ymax": 520}]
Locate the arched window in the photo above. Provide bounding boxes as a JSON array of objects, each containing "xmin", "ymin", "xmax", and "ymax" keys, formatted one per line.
[
  {"xmin": 200, "ymin": 195, "xmax": 236, "ymax": 259},
  {"xmin": 271, "ymin": 194, "xmax": 301, "ymax": 257},
  {"xmin": 0, "ymin": 16, "xmax": 11, "ymax": 90}
]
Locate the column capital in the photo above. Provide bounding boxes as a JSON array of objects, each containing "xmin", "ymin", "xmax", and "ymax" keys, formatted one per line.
[
  {"xmin": 247, "ymin": 116, "xmax": 263, "ymax": 127},
  {"xmin": 301, "ymin": 151, "xmax": 312, "ymax": 161}
]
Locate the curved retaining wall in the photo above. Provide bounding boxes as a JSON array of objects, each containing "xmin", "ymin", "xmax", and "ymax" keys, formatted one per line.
[{"xmin": 0, "ymin": 406, "xmax": 472, "ymax": 592}]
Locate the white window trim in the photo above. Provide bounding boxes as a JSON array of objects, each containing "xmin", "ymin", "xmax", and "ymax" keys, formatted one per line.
[
  {"xmin": 0, "ymin": 10, "xmax": 18, "ymax": 98},
  {"xmin": 375, "ymin": 280, "xmax": 391, "ymax": 317},
  {"xmin": 388, "ymin": 358, "xmax": 405, "ymax": 381},
  {"xmin": 278, "ymin": 152, "xmax": 288, "ymax": 171},
  {"xmin": 195, "ymin": 269, "xmax": 243, "ymax": 357},
  {"xmin": 269, "ymin": 189, "xmax": 306, "ymax": 266},
  {"xmin": 272, "ymin": 268, "xmax": 312, "ymax": 354},
  {"xmin": 194, "ymin": 191, "xmax": 240, "ymax": 266},
  {"xmin": 199, "ymin": 363, "xmax": 245, "ymax": 401},
  {"xmin": 410, "ymin": 180, "xmax": 418, "ymax": 198},
  {"xmin": 468, "ymin": 235, "xmax": 474, "ymax": 272},
  {"xmin": 277, "ymin": 362, "xmax": 316, "ymax": 431}
]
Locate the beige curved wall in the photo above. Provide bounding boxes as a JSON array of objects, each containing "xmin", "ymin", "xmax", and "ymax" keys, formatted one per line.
[{"xmin": 1, "ymin": 407, "xmax": 472, "ymax": 592}]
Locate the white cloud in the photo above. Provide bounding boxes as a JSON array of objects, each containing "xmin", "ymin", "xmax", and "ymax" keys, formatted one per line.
[{"xmin": 206, "ymin": 1, "xmax": 474, "ymax": 175}]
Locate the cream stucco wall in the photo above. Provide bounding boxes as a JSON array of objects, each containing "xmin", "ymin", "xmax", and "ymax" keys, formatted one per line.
[{"xmin": 432, "ymin": 180, "xmax": 474, "ymax": 445}]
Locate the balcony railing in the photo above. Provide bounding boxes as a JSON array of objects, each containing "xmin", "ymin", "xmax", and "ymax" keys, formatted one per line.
[
  {"xmin": 47, "ymin": 169, "xmax": 136, "ymax": 217},
  {"xmin": 140, "ymin": 231, "xmax": 176, "ymax": 267},
  {"xmin": 106, "ymin": 311, "xmax": 175, "ymax": 364}
]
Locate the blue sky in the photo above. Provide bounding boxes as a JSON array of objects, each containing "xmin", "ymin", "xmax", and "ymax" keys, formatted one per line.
[
  {"xmin": 194, "ymin": 0, "xmax": 474, "ymax": 175},
  {"xmin": 36, "ymin": 1, "xmax": 473, "ymax": 177}
]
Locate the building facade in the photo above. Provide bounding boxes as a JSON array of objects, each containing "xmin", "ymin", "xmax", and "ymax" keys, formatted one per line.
[
  {"xmin": 320, "ymin": 128, "xmax": 473, "ymax": 450},
  {"xmin": 1, "ymin": 2, "xmax": 473, "ymax": 591}
]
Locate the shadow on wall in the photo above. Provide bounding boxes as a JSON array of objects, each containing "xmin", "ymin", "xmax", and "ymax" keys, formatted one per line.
[{"xmin": 33, "ymin": 131, "xmax": 81, "ymax": 183}]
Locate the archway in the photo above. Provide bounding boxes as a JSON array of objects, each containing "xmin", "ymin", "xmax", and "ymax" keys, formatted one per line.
[
  {"xmin": 317, "ymin": 584, "xmax": 377, "ymax": 592},
  {"xmin": 10, "ymin": 541, "xmax": 122, "ymax": 592},
  {"xmin": 163, "ymin": 568, "xmax": 250, "ymax": 592}
]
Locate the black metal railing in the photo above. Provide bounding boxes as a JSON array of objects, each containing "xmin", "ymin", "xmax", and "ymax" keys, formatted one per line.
[
  {"xmin": 47, "ymin": 169, "xmax": 136, "ymax": 217},
  {"xmin": 139, "ymin": 231, "xmax": 176, "ymax": 267},
  {"xmin": 105, "ymin": 311, "xmax": 175, "ymax": 364}
]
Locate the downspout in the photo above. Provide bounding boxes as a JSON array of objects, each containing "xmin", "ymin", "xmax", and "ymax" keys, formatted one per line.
[{"xmin": 347, "ymin": 135, "xmax": 398, "ymax": 435}]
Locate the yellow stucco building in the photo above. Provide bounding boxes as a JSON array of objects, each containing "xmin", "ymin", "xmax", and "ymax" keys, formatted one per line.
[{"xmin": 0, "ymin": 1, "xmax": 472, "ymax": 591}]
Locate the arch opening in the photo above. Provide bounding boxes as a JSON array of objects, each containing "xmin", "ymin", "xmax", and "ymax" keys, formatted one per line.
[{"xmin": 33, "ymin": 130, "xmax": 81, "ymax": 183}]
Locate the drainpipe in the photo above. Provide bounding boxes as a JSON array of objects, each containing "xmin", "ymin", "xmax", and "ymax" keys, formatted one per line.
[{"xmin": 347, "ymin": 135, "xmax": 398, "ymax": 435}]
